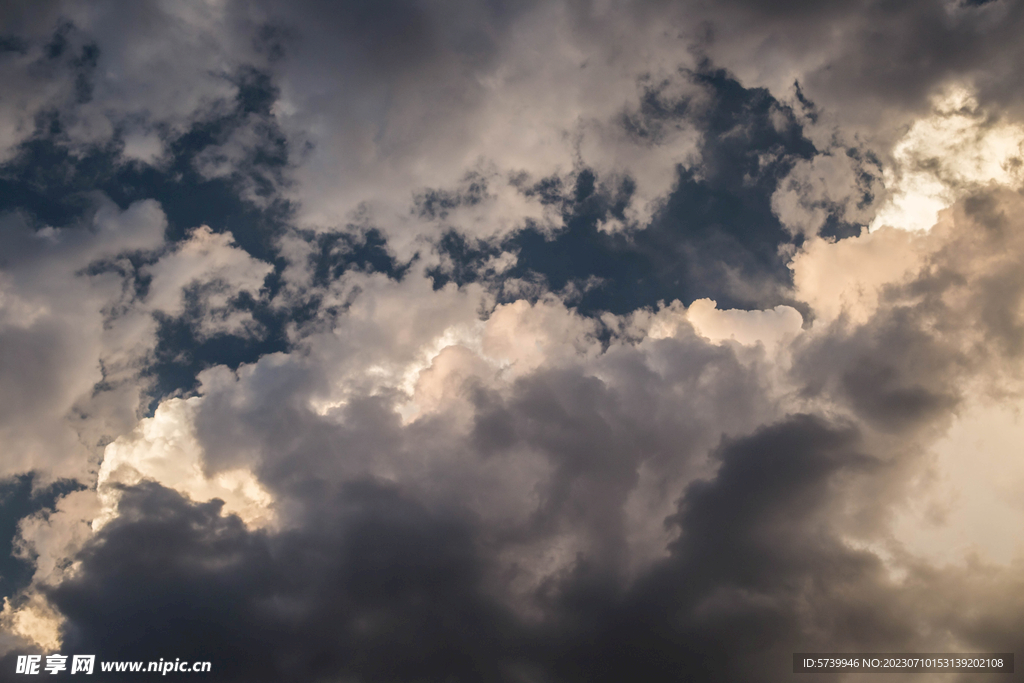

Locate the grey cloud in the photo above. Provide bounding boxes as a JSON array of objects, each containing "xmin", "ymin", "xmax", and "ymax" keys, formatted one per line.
[
  {"xmin": 797, "ymin": 308, "xmax": 967, "ymax": 435},
  {"xmin": 543, "ymin": 415, "xmax": 898, "ymax": 683},
  {"xmin": 4, "ymin": 1, "xmax": 1024, "ymax": 680},
  {"xmin": 0, "ymin": 201, "xmax": 165, "ymax": 480},
  {"xmin": 619, "ymin": 0, "xmax": 1024, "ymax": 131},
  {"xmin": 43, "ymin": 480, "xmax": 518, "ymax": 683},
  {"xmin": 169, "ymin": 184, "xmax": 1024, "ymax": 682},
  {"xmin": 190, "ymin": 314, "xmax": 773, "ymax": 512},
  {"xmin": 39, "ymin": 410, "xmax": 1024, "ymax": 682},
  {"xmin": 793, "ymin": 187, "xmax": 1024, "ymax": 436}
]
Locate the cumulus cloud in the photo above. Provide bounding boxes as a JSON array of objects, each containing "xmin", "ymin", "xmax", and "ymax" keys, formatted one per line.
[
  {"xmin": 96, "ymin": 397, "xmax": 274, "ymax": 532},
  {"xmin": 870, "ymin": 85, "xmax": 1024, "ymax": 232},
  {"xmin": 0, "ymin": 199, "xmax": 165, "ymax": 481},
  {"xmin": 4, "ymin": 1, "xmax": 1024, "ymax": 681},
  {"xmin": 142, "ymin": 225, "xmax": 274, "ymax": 340}
]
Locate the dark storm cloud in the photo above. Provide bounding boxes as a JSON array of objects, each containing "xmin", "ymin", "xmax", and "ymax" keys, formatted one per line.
[
  {"xmin": 807, "ymin": 0, "xmax": 1024, "ymax": 118},
  {"xmin": 169, "ymin": 187, "xmax": 1024, "ymax": 682},
  {"xmin": 260, "ymin": 0, "xmax": 532, "ymax": 77},
  {"xmin": 535, "ymin": 415, "xmax": 897, "ymax": 683},
  {"xmin": 38, "ymin": 412, "xmax": 1021, "ymax": 683},
  {"xmin": 796, "ymin": 307, "xmax": 967, "ymax": 435},
  {"xmin": 463, "ymin": 357, "xmax": 761, "ymax": 569},
  {"xmin": 39, "ymin": 481, "xmax": 519, "ymax": 683},
  {"xmin": 29, "ymin": 421, "xmax": 869, "ymax": 683}
]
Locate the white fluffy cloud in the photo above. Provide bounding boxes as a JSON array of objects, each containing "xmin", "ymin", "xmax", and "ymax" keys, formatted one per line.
[{"xmin": 143, "ymin": 225, "xmax": 273, "ymax": 340}]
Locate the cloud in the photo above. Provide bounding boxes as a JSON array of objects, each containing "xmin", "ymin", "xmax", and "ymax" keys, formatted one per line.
[
  {"xmin": 0, "ymin": 199, "xmax": 166, "ymax": 482},
  {"xmin": 142, "ymin": 225, "xmax": 274, "ymax": 340},
  {"xmin": 5, "ymin": 2, "xmax": 1024, "ymax": 679},
  {"xmin": 42, "ymin": 481, "xmax": 518, "ymax": 682},
  {"xmin": 684, "ymin": 298, "xmax": 804, "ymax": 350},
  {"xmin": 0, "ymin": 1, "xmax": 262, "ymax": 162},
  {"xmin": 790, "ymin": 226, "xmax": 931, "ymax": 326},
  {"xmin": 870, "ymin": 85, "xmax": 1024, "ymax": 232},
  {"xmin": 96, "ymin": 397, "xmax": 273, "ymax": 532},
  {"xmin": 771, "ymin": 146, "xmax": 885, "ymax": 237}
]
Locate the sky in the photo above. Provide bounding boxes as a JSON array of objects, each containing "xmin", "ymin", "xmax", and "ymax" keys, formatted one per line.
[{"xmin": 1, "ymin": 1, "xmax": 1024, "ymax": 681}]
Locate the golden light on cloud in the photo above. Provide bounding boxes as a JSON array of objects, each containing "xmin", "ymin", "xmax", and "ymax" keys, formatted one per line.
[
  {"xmin": 871, "ymin": 85, "xmax": 1024, "ymax": 233},
  {"xmin": 0, "ymin": 596, "xmax": 63, "ymax": 652},
  {"xmin": 96, "ymin": 398, "xmax": 275, "ymax": 531}
]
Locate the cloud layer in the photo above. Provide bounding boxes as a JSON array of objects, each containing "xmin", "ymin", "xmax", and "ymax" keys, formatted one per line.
[{"xmin": 2, "ymin": 2, "xmax": 1024, "ymax": 681}]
